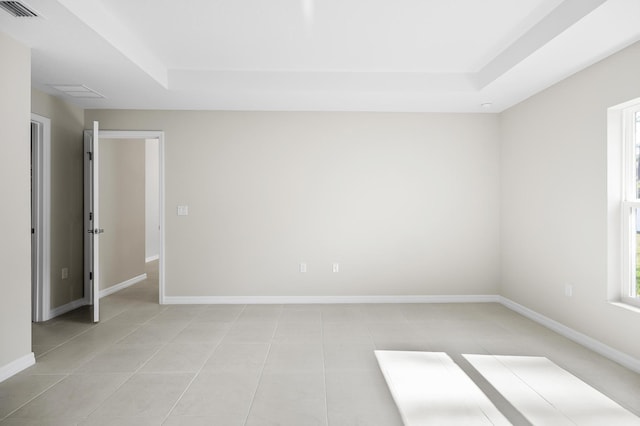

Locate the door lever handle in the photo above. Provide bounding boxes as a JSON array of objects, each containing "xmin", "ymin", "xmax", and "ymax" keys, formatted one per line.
[{"xmin": 88, "ymin": 228, "xmax": 105, "ymax": 234}]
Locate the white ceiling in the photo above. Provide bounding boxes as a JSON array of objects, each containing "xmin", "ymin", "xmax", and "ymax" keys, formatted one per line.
[{"xmin": 1, "ymin": 0, "xmax": 639, "ymax": 112}]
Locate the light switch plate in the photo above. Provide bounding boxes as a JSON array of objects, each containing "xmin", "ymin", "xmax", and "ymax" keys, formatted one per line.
[{"xmin": 177, "ymin": 205, "xmax": 189, "ymax": 216}]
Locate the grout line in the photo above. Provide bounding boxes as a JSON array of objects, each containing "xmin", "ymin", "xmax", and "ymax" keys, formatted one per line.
[
  {"xmin": 241, "ymin": 306, "xmax": 278, "ymax": 426},
  {"xmin": 34, "ymin": 317, "xmax": 100, "ymax": 359},
  {"xmin": 320, "ymin": 309, "xmax": 330, "ymax": 426},
  {"xmin": 21, "ymin": 272, "xmax": 166, "ymax": 423},
  {"xmin": 160, "ymin": 308, "xmax": 240, "ymax": 423},
  {"xmin": 81, "ymin": 331, "xmax": 169, "ymax": 419},
  {"xmin": 0, "ymin": 374, "xmax": 67, "ymax": 421},
  {"xmin": 74, "ymin": 279, "xmax": 170, "ymax": 421}
]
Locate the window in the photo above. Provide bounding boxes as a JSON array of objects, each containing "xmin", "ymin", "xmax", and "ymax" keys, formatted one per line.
[{"xmin": 621, "ymin": 103, "xmax": 640, "ymax": 307}]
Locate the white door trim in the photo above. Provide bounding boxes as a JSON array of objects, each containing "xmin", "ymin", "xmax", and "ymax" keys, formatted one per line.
[
  {"xmin": 85, "ymin": 130, "xmax": 166, "ymax": 305},
  {"xmin": 31, "ymin": 113, "xmax": 51, "ymax": 322}
]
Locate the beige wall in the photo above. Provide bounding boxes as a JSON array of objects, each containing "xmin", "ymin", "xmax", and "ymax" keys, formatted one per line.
[
  {"xmin": 99, "ymin": 138, "xmax": 146, "ymax": 290},
  {"xmin": 500, "ymin": 41, "xmax": 640, "ymax": 359},
  {"xmin": 0, "ymin": 32, "xmax": 32, "ymax": 369},
  {"xmin": 85, "ymin": 111, "xmax": 501, "ymax": 297},
  {"xmin": 31, "ymin": 89, "xmax": 85, "ymax": 310}
]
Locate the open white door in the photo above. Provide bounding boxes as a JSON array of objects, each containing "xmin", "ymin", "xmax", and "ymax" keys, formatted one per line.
[{"xmin": 84, "ymin": 121, "xmax": 102, "ymax": 323}]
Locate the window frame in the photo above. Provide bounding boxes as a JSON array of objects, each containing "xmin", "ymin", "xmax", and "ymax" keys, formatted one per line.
[{"xmin": 620, "ymin": 103, "xmax": 640, "ymax": 308}]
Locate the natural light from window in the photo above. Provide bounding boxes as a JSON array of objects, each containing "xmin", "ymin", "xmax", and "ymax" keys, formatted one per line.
[
  {"xmin": 622, "ymin": 104, "xmax": 640, "ymax": 307},
  {"xmin": 375, "ymin": 351, "xmax": 640, "ymax": 425}
]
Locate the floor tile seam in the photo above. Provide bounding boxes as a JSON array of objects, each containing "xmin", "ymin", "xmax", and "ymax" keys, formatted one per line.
[
  {"xmin": 240, "ymin": 318, "xmax": 278, "ymax": 426},
  {"xmin": 34, "ymin": 321, "xmax": 100, "ymax": 358},
  {"xmin": 72, "ymin": 370, "xmax": 137, "ymax": 422},
  {"xmin": 161, "ymin": 319, "xmax": 195, "ymax": 343},
  {"xmin": 79, "ymin": 333, "xmax": 170, "ymax": 421},
  {"xmin": 22, "ymin": 274, "xmax": 163, "ymax": 421},
  {"xmin": 320, "ymin": 314, "xmax": 330, "ymax": 426},
  {"xmin": 34, "ymin": 345, "xmax": 59, "ymax": 359},
  {"xmin": 361, "ymin": 314, "xmax": 381, "ymax": 350},
  {"xmin": 104, "ymin": 304, "xmax": 168, "ymax": 328},
  {"xmin": 165, "ymin": 322, "xmax": 231, "ymax": 346},
  {"xmin": 134, "ymin": 320, "xmax": 220, "ymax": 374},
  {"xmin": 107, "ymin": 320, "xmax": 153, "ymax": 344},
  {"xmin": 65, "ymin": 326, "xmax": 166, "ymax": 375},
  {"xmin": 32, "ymin": 327, "xmax": 116, "ymax": 375},
  {"xmin": 108, "ymin": 308, "xmax": 178, "ymax": 345},
  {"xmin": 160, "ymin": 325, "xmax": 233, "ymax": 423},
  {"xmin": 0, "ymin": 374, "xmax": 68, "ymax": 422},
  {"xmin": 161, "ymin": 304, "xmax": 245, "ymax": 423},
  {"xmin": 242, "ymin": 310, "xmax": 282, "ymax": 426}
]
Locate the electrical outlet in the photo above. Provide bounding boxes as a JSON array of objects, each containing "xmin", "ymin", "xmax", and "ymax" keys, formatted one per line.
[
  {"xmin": 300, "ymin": 262, "xmax": 307, "ymax": 273},
  {"xmin": 332, "ymin": 263, "xmax": 339, "ymax": 273},
  {"xmin": 565, "ymin": 284, "xmax": 573, "ymax": 297},
  {"xmin": 62, "ymin": 267, "xmax": 69, "ymax": 279}
]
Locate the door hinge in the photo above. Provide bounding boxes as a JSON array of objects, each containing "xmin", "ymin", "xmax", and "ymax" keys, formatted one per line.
[
  {"xmin": 87, "ymin": 151, "xmax": 92, "ymax": 161},
  {"xmin": 89, "ymin": 272, "xmax": 93, "ymax": 280},
  {"xmin": 89, "ymin": 212, "xmax": 93, "ymax": 221}
]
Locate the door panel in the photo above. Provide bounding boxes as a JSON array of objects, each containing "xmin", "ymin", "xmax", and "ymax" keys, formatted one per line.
[{"xmin": 83, "ymin": 121, "xmax": 101, "ymax": 323}]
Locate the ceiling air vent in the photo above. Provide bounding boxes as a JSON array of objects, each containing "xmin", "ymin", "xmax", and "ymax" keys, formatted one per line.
[
  {"xmin": 49, "ymin": 84, "xmax": 105, "ymax": 99},
  {"xmin": 0, "ymin": 1, "xmax": 39, "ymax": 17}
]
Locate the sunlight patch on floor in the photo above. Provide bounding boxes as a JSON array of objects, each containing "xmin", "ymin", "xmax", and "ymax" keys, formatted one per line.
[
  {"xmin": 376, "ymin": 350, "xmax": 640, "ymax": 426},
  {"xmin": 375, "ymin": 350, "xmax": 510, "ymax": 425},
  {"xmin": 465, "ymin": 354, "xmax": 640, "ymax": 426}
]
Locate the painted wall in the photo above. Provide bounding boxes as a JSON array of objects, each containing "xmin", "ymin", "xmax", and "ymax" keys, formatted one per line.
[
  {"xmin": 500, "ymin": 41, "xmax": 640, "ymax": 359},
  {"xmin": 99, "ymin": 138, "xmax": 146, "ymax": 290},
  {"xmin": 0, "ymin": 32, "xmax": 32, "ymax": 371},
  {"xmin": 85, "ymin": 111, "xmax": 500, "ymax": 298},
  {"xmin": 146, "ymin": 139, "xmax": 160, "ymax": 261},
  {"xmin": 31, "ymin": 89, "xmax": 85, "ymax": 310}
]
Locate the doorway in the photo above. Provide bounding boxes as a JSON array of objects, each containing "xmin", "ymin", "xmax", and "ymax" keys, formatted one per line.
[
  {"xmin": 30, "ymin": 113, "xmax": 51, "ymax": 323},
  {"xmin": 84, "ymin": 128, "xmax": 165, "ymax": 323}
]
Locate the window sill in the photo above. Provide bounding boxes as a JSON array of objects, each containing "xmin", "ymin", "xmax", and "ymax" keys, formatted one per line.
[{"xmin": 610, "ymin": 299, "xmax": 640, "ymax": 314}]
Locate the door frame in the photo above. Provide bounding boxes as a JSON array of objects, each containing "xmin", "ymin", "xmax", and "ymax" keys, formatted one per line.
[
  {"xmin": 31, "ymin": 113, "xmax": 51, "ymax": 322},
  {"xmin": 83, "ymin": 130, "xmax": 166, "ymax": 306}
]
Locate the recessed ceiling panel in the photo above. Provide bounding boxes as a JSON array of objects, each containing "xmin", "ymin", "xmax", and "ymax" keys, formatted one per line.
[
  {"xmin": 2, "ymin": 0, "xmax": 639, "ymax": 112},
  {"xmin": 99, "ymin": 0, "xmax": 564, "ymax": 72}
]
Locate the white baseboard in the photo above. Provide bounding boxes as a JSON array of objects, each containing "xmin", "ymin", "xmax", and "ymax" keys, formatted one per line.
[
  {"xmin": 48, "ymin": 297, "xmax": 88, "ymax": 320},
  {"xmin": 499, "ymin": 296, "xmax": 640, "ymax": 375},
  {"xmin": 0, "ymin": 352, "xmax": 35, "ymax": 383},
  {"xmin": 162, "ymin": 294, "xmax": 500, "ymax": 305},
  {"xmin": 100, "ymin": 274, "xmax": 147, "ymax": 298},
  {"xmin": 161, "ymin": 292, "xmax": 640, "ymax": 373},
  {"xmin": 145, "ymin": 255, "xmax": 159, "ymax": 263}
]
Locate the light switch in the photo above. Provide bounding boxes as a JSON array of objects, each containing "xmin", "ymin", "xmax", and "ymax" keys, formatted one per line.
[{"xmin": 177, "ymin": 205, "xmax": 189, "ymax": 216}]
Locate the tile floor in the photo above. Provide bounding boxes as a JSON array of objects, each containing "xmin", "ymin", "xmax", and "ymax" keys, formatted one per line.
[{"xmin": 1, "ymin": 261, "xmax": 640, "ymax": 425}]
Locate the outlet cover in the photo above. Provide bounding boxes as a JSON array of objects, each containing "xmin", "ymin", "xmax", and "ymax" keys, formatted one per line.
[
  {"xmin": 177, "ymin": 205, "xmax": 189, "ymax": 216},
  {"xmin": 565, "ymin": 284, "xmax": 573, "ymax": 297}
]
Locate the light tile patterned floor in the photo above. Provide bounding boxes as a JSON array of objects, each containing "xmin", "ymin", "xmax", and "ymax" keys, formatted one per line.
[{"xmin": 1, "ymin": 261, "xmax": 640, "ymax": 425}]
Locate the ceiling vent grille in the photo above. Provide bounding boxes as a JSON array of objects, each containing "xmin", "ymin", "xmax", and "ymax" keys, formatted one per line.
[
  {"xmin": 0, "ymin": 1, "xmax": 38, "ymax": 17},
  {"xmin": 49, "ymin": 84, "xmax": 105, "ymax": 99}
]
